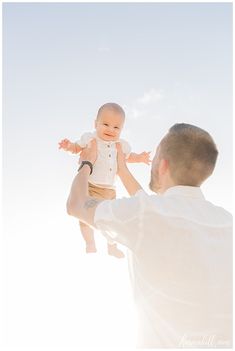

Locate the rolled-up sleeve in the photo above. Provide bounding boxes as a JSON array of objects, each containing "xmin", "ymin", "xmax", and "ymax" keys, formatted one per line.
[{"xmin": 94, "ymin": 190, "xmax": 145, "ymax": 251}]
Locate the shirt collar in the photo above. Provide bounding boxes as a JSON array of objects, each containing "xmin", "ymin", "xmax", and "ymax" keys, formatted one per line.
[{"xmin": 163, "ymin": 185, "xmax": 205, "ymax": 199}]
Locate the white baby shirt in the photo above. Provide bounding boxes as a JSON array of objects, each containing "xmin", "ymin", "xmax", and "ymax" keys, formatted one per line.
[{"xmin": 76, "ymin": 131, "xmax": 131, "ymax": 189}]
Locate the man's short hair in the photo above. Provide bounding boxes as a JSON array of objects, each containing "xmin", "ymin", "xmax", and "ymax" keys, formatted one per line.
[
  {"xmin": 159, "ymin": 123, "xmax": 219, "ymax": 186},
  {"xmin": 97, "ymin": 102, "xmax": 125, "ymax": 119}
]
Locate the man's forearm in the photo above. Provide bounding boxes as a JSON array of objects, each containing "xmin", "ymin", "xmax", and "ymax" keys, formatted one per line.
[
  {"xmin": 66, "ymin": 165, "xmax": 102, "ymax": 227},
  {"xmin": 66, "ymin": 166, "xmax": 90, "ymax": 216},
  {"xmin": 118, "ymin": 165, "xmax": 142, "ymax": 196}
]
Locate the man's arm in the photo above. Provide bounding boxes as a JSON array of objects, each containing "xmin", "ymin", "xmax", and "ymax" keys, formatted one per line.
[
  {"xmin": 66, "ymin": 165, "xmax": 102, "ymax": 227},
  {"xmin": 116, "ymin": 144, "xmax": 143, "ymax": 196},
  {"xmin": 66, "ymin": 139, "xmax": 101, "ymax": 227}
]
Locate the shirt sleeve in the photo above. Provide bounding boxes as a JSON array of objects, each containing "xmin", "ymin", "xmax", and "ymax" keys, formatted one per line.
[
  {"xmin": 119, "ymin": 139, "xmax": 132, "ymax": 159},
  {"xmin": 76, "ymin": 132, "xmax": 95, "ymax": 148},
  {"xmin": 94, "ymin": 189, "xmax": 145, "ymax": 251}
]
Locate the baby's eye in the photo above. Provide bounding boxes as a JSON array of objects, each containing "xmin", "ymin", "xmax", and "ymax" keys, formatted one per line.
[
  {"xmin": 114, "ymin": 126, "xmax": 119, "ymax": 129},
  {"xmin": 104, "ymin": 123, "xmax": 109, "ymax": 127}
]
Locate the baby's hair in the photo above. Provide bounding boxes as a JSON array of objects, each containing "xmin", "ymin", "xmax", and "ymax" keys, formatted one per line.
[{"xmin": 97, "ymin": 102, "xmax": 125, "ymax": 119}]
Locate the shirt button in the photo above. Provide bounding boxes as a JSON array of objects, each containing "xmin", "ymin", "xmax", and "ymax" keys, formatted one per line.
[
  {"xmin": 110, "ymin": 168, "xmax": 112, "ymax": 171},
  {"xmin": 107, "ymin": 145, "xmax": 110, "ymax": 148},
  {"xmin": 109, "ymin": 154, "xmax": 111, "ymax": 157}
]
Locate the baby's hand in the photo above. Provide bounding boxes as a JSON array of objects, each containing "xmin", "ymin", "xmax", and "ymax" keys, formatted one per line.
[
  {"xmin": 58, "ymin": 138, "xmax": 72, "ymax": 151},
  {"xmin": 139, "ymin": 151, "xmax": 152, "ymax": 165}
]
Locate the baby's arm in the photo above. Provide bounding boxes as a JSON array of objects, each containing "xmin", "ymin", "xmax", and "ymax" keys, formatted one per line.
[
  {"xmin": 126, "ymin": 151, "xmax": 151, "ymax": 165},
  {"xmin": 58, "ymin": 139, "xmax": 83, "ymax": 154}
]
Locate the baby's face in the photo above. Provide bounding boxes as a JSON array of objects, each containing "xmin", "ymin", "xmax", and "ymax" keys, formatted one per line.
[{"xmin": 95, "ymin": 109, "xmax": 124, "ymax": 142}]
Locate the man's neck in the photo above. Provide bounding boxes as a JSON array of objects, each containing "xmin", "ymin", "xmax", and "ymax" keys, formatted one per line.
[{"xmin": 158, "ymin": 180, "xmax": 177, "ymax": 194}]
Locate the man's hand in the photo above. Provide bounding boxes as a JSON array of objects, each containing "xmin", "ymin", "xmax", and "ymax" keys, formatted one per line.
[
  {"xmin": 79, "ymin": 139, "xmax": 98, "ymax": 165},
  {"xmin": 116, "ymin": 143, "xmax": 142, "ymax": 196},
  {"xmin": 116, "ymin": 142, "xmax": 128, "ymax": 175}
]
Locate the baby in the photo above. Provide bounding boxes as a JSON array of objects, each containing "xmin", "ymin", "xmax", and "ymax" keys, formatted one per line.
[{"xmin": 59, "ymin": 103, "xmax": 151, "ymax": 258}]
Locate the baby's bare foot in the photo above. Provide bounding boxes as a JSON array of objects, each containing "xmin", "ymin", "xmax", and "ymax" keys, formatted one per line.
[
  {"xmin": 86, "ymin": 244, "xmax": 97, "ymax": 253},
  {"xmin": 107, "ymin": 244, "xmax": 125, "ymax": 259}
]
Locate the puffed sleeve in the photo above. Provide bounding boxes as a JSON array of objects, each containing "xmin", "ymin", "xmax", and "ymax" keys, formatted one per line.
[
  {"xmin": 119, "ymin": 139, "xmax": 132, "ymax": 159},
  {"xmin": 94, "ymin": 189, "xmax": 146, "ymax": 251},
  {"xmin": 75, "ymin": 132, "xmax": 95, "ymax": 147}
]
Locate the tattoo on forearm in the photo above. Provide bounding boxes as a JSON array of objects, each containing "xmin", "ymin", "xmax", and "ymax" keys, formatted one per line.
[{"xmin": 84, "ymin": 198, "xmax": 100, "ymax": 209}]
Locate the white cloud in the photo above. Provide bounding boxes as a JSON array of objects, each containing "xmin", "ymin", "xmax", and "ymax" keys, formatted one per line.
[
  {"xmin": 124, "ymin": 88, "xmax": 165, "ymax": 120},
  {"xmin": 137, "ymin": 89, "xmax": 164, "ymax": 105}
]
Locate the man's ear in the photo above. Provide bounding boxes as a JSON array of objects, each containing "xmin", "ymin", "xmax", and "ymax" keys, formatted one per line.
[
  {"xmin": 158, "ymin": 158, "xmax": 169, "ymax": 176},
  {"xmin": 94, "ymin": 119, "xmax": 97, "ymax": 129}
]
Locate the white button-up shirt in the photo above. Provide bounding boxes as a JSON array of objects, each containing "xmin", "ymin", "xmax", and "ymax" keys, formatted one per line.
[
  {"xmin": 76, "ymin": 131, "xmax": 131, "ymax": 189},
  {"xmin": 94, "ymin": 186, "xmax": 232, "ymax": 348}
]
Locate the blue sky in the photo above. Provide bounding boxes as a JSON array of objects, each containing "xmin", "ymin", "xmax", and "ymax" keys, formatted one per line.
[{"xmin": 2, "ymin": 2, "xmax": 233, "ymax": 348}]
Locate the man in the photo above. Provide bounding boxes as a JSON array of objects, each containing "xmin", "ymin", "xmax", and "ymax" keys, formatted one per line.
[{"xmin": 66, "ymin": 123, "xmax": 232, "ymax": 348}]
